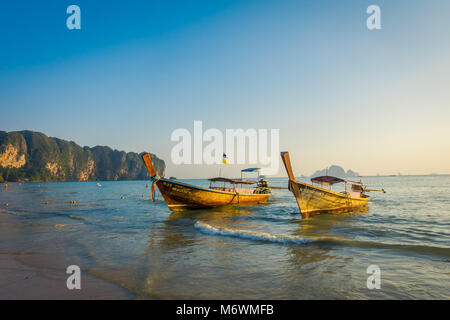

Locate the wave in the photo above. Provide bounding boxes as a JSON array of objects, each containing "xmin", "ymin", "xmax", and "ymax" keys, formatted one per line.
[
  {"xmin": 194, "ymin": 222, "xmax": 450, "ymax": 258},
  {"xmin": 313, "ymin": 238, "xmax": 450, "ymax": 259},
  {"xmin": 194, "ymin": 221, "xmax": 311, "ymax": 245}
]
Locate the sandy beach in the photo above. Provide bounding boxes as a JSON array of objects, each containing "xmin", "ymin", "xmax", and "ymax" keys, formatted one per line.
[
  {"xmin": 0, "ymin": 253, "xmax": 132, "ymax": 299},
  {"xmin": 0, "ymin": 205, "xmax": 132, "ymax": 300}
]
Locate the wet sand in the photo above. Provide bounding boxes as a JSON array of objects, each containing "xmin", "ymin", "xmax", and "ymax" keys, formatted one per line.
[
  {"xmin": 0, "ymin": 253, "xmax": 133, "ymax": 299},
  {"xmin": 0, "ymin": 205, "xmax": 133, "ymax": 300}
]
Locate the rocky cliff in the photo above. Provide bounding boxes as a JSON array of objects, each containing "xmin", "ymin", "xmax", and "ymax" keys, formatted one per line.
[
  {"xmin": 311, "ymin": 165, "xmax": 359, "ymax": 178},
  {"xmin": 0, "ymin": 130, "xmax": 165, "ymax": 182}
]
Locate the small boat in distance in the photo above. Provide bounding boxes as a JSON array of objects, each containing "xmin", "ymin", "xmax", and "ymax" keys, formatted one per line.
[
  {"xmin": 281, "ymin": 152, "xmax": 385, "ymax": 218},
  {"xmin": 141, "ymin": 153, "xmax": 271, "ymax": 210}
]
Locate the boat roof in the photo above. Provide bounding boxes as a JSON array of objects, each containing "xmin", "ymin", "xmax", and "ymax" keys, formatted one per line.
[
  {"xmin": 208, "ymin": 177, "xmax": 256, "ymax": 185},
  {"xmin": 311, "ymin": 176, "xmax": 362, "ymax": 186},
  {"xmin": 241, "ymin": 168, "xmax": 260, "ymax": 172}
]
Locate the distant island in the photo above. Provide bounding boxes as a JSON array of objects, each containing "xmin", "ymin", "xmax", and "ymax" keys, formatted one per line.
[
  {"xmin": 0, "ymin": 130, "xmax": 165, "ymax": 182},
  {"xmin": 311, "ymin": 165, "xmax": 359, "ymax": 178}
]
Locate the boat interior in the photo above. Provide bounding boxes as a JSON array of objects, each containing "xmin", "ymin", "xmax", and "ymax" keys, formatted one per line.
[
  {"xmin": 208, "ymin": 176, "xmax": 270, "ymax": 195},
  {"xmin": 311, "ymin": 175, "xmax": 367, "ymax": 198},
  {"xmin": 208, "ymin": 177, "xmax": 259, "ymax": 194},
  {"xmin": 209, "ymin": 186, "xmax": 258, "ymax": 194}
]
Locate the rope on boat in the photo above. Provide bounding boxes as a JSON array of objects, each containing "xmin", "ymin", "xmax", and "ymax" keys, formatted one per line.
[
  {"xmin": 151, "ymin": 174, "xmax": 161, "ymax": 202},
  {"xmin": 230, "ymin": 191, "xmax": 240, "ymax": 205}
]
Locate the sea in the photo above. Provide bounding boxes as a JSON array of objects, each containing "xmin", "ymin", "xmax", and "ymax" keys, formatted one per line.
[{"xmin": 0, "ymin": 175, "xmax": 449, "ymax": 299}]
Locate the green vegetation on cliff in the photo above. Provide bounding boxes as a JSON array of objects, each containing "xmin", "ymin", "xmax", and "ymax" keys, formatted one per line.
[{"xmin": 0, "ymin": 130, "xmax": 165, "ymax": 182}]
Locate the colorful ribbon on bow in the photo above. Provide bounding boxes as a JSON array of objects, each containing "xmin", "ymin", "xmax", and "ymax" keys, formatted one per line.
[{"xmin": 151, "ymin": 174, "xmax": 161, "ymax": 202}]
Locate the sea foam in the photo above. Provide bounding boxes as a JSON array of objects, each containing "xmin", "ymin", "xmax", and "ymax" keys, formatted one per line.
[{"xmin": 194, "ymin": 221, "xmax": 311, "ymax": 245}]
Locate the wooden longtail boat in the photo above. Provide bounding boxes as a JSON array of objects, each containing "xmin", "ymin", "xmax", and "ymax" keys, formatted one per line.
[
  {"xmin": 141, "ymin": 153, "xmax": 271, "ymax": 210},
  {"xmin": 281, "ymin": 152, "xmax": 384, "ymax": 218}
]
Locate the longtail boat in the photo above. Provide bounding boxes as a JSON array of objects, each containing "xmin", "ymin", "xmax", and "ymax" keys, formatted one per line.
[
  {"xmin": 281, "ymin": 152, "xmax": 384, "ymax": 218},
  {"xmin": 141, "ymin": 153, "xmax": 271, "ymax": 210}
]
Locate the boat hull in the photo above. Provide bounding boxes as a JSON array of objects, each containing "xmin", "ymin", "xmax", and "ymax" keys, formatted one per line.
[
  {"xmin": 156, "ymin": 178, "xmax": 270, "ymax": 210},
  {"xmin": 290, "ymin": 180, "xmax": 370, "ymax": 217}
]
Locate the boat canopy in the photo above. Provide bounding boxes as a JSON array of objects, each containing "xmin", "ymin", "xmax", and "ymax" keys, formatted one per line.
[
  {"xmin": 241, "ymin": 168, "xmax": 260, "ymax": 172},
  {"xmin": 311, "ymin": 176, "xmax": 345, "ymax": 186},
  {"xmin": 208, "ymin": 177, "xmax": 256, "ymax": 185},
  {"xmin": 345, "ymin": 180, "xmax": 363, "ymax": 186},
  {"xmin": 311, "ymin": 176, "xmax": 363, "ymax": 187}
]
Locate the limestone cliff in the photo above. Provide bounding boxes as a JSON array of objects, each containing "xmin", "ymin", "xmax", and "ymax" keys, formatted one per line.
[
  {"xmin": 0, "ymin": 130, "xmax": 165, "ymax": 182},
  {"xmin": 0, "ymin": 144, "xmax": 26, "ymax": 168},
  {"xmin": 311, "ymin": 165, "xmax": 359, "ymax": 178}
]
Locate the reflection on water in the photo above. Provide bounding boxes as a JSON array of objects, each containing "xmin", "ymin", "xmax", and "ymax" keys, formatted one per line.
[{"xmin": 0, "ymin": 176, "xmax": 449, "ymax": 299}]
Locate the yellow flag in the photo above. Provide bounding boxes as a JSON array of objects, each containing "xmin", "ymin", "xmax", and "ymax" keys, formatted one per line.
[{"xmin": 222, "ymin": 153, "xmax": 230, "ymax": 165}]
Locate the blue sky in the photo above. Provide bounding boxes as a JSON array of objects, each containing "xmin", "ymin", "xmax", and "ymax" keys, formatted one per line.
[{"xmin": 1, "ymin": 0, "xmax": 449, "ymax": 177}]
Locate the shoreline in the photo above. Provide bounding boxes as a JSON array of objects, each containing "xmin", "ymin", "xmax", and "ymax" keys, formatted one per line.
[
  {"xmin": 2, "ymin": 173, "xmax": 450, "ymax": 186},
  {"xmin": 0, "ymin": 208, "xmax": 134, "ymax": 300},
  {"xmin": 0, "ymin": 252, "xmax": 134, "ymax": 300}
]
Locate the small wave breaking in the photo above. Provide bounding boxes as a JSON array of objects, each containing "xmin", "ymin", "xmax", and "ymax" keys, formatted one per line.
[{"xmin": 194, "ymin": 221, "xmax": 311, "ymax": 245}]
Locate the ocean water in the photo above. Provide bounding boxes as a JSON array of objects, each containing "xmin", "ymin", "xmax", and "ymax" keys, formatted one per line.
[{"xmin": 0, "ymin": 176, "xmax": 449, "ymax": 299}]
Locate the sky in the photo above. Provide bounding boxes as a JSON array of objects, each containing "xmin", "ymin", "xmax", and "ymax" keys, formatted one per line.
[{"xmin": 1, "ymin": 0, "xmax": 449, "ymax": 178}]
